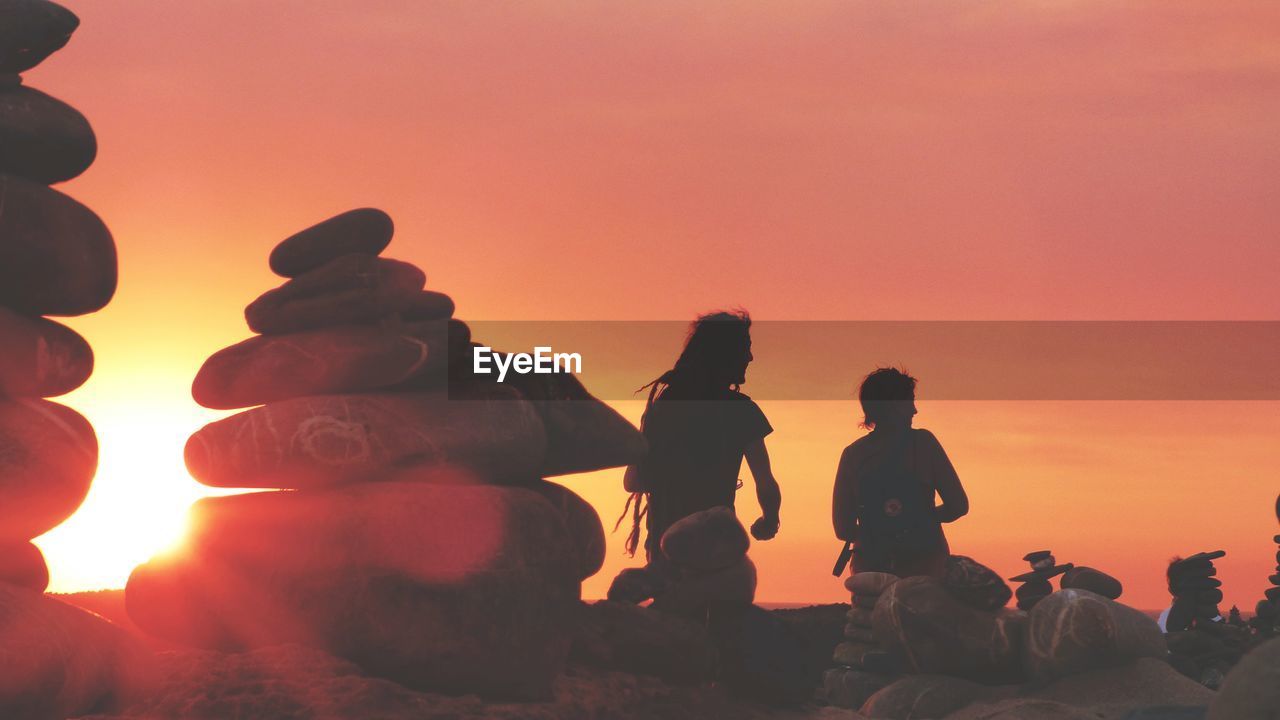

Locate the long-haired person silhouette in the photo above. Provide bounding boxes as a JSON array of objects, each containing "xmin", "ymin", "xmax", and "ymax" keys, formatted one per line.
[
  {"xmin": 832, "ymin": 368, "xmax": 969, "ymax": 578},
  {"xmin": 618, "ymin": 310, "xmax": 782, "ymax": 561}
]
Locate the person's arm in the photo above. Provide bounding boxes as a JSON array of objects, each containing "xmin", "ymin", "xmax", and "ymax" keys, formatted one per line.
[
  {"xmin": 920, "ymin": 430, "xmax": 968, "ymax": 523},
  {"xmin": 744, "ymin": 438, "xmax": 781, "ymax": 540},
  {"xmin": 832, "ymin": 446, "xmax": 859, "ymax": 542}
]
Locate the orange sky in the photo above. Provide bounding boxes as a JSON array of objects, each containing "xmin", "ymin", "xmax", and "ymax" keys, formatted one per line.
[{"xmin": 24, "ymin": 1, "xmax": 1280, "ymax": 610}]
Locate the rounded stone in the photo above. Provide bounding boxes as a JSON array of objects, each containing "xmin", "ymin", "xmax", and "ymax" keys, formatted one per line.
[
  {"xmin": 245, "ymin": 255, "xmax": 425, "ymax": 335},
  {"xmin": 269, "ymin": 208, "xmax": 394, "ymax": 278},
  {"xmin": 0, "ymin": 174, "xmax": 116, "ymax": 316},
  {"xmin": 0, "ymin": 541, "xmax": 48, "ymax": 591},
  {"xmin": 1060, "ymin": 566, "xmax": 1124, "ymax": 600},
  {"xmin": 1209, "ymin": 636, "xmax": 1280, "ymax": 719},
  {"xmin": 184, "ymin": 386, "xmax": 547, "ymax": 489},
  {"xmin": 944, "ymin": 555, "xmax": 1013, "ymax": 610},
  {"xmin": 0, "ymin": 85, "xmax": 95, "ymax": 183},
  {"xmin": 659, "ymin": 506, "xmax": 749, "ymax": 572},
  {"xmin": 845, "ymin": 571, "xmax": 900, "ymax": 598},
  {"xmin": 862, "ymin": 674, "xmax": 993, "ymax": 719},
  {"xmin": 528, "ymin": 479, "xmax": 605, "ymax": 582},
  {"xmin": 0, "ymin": 307, "xmax": 92, "ymax": 397},
  {"xmin": 1025, "ymin": 589, "xmax": 1167, "ymax": 682},
  {"xmin": 649, "ymin": 556, "xmax": 757, "ymax": 620},
  {"xmin": 0, "ymin": 0, "xmax": 79, "ymax": 74},
  {"xmin": 0, "ymin": 399, "xmax": 96, "ymax": 542}
]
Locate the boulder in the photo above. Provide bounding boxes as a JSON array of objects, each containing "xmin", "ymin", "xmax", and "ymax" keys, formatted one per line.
[
  {"xmin": 192, "ymin": 322, "xmax": 448, "ymax": 409},
  {"xmin": 823, "ymin": 667, "xmax": 895, "ymax": 710},
  {"xmin": 499, "ymin": 371, "xmax": 648, "ymax": 476},
  {"xmin": 659, "ymin": 506, "xmax": 750, "ymax": 572},
  {"xmin": 0, "ymin": 0, "xmax": 79, "ymax": 74},
  {"xmin": 0, "ymin": 585, "xmax": 155, "ymax": 720},
  {"xmin": 1025, "ymin": 589, "xmax": 1167, "ymax": 681},
  {"xmin": 1033, "ymin": 657, "xmax": 1213, "ymax": 710},
  {"xmin": 0, "ymin": 307, "xmax": 92, "ymax": 397},
  {"xmin": 245, "ymin": 255, "xmax": 425, "ymax": 334},
  {"xmin": 872, "ymin": 576, "xmax": 1026, "ymax": 684},
  {"xmin": 570, "ymin": 600, "xmax": 717, "ymax": 683},
  {"xmin": 528, "ymin": 480, "xmax": 605, "ymax": 581},
  {"xmin": 184, "ymin": 386, "xmax": 547, "ymax": 489},
  {"xmin": 943, "ymin": 555, "xmax": 1013, "ymax": 611},
  {"xmin": 0, "ymin": 86, "xmax": 94, "ymax": 183},
  {"xmin": 0, "ymin": 399, "xmax": 96, "ymax": 542},
  {"xmin": 709, "ymin": 604, "xmax": 816, "ymax": 706},
  {"xmin": 1209, "ymin": 636, "xmax": 1280, "ymax": 720},
  {"xmin": 650, "ymin": 556, "xmax": 757, "ymax": 620},
  {"xmin": 0, "ymin": 541, "xmax": 47, "ymax": 591},
  {"xmin": 268, "ymin": 208, "xmax": 394, "ymax": 277},
  {"xmin": 0, "ymin": 174, "xmax": 116, "ymax": 316},
  {"xmin": 846, "ymin": 571, "xmax": 900, "ymax": 598},
  {"xmin": 1061, "ymin": 566, "xmax": 1123, "ymax": 600},
  {"xmin": 125, "ymin": 482, "xmax": 580, "ymax": 700},
  {"xmin": 944, "ymin": 698, "xmax": 1100, "ymax": 720},
  {"xmin": 861, "ymin": 674, "xmax": 993, "ymax": 719}
]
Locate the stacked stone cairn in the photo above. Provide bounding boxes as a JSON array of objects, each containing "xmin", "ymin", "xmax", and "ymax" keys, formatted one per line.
[
  {"xmin": 1009, "ymin": 550, "xmax": 1073, "ymax": 610},
  {"xmin": 125, "ymin": 209, "xmax": 647, "ymax": 700},
  {"xmin": 1166, "ymin": 550, "xmax": 1227, "ymax": 632},
  {"xmin": 1255, "ymin": 528, "xmax": 1280, "ymax": 637},
  {"xmin": 822, "ymin": 571, "xmax": 900, "ymax": 708},
  {"xmin": 1, "ymin": 2, "xmax": 157, "ymax": 717}
]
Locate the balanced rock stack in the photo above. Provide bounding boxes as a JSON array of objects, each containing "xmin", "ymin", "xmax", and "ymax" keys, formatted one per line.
[
  {"xmin": 1165, "ymin": 550, "xmax": 1227, "ymax": 632},
  {"xmin": 648, "ymin": 507, "xmax": 758, "ymax": 620},
  {"xmin": 1261, "ymin": 530, "xmax": 1280, "ymax": 632},
  {"xmin": 822, "ymin": 571, "xmax": 900, "ymax": 708},
  {"xmin": 1, "ymin": 2, "xmax": 157, "ymax": 717},
  {"xmin": 125, "ymin": 209, "xmax": 646, "ymax": 700},
  {"xmin": 1010, "ymin": 550, "xmax": 1073, "ymax": 611}
]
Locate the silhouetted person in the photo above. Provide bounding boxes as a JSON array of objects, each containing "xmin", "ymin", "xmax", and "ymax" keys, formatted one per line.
[
  {"xmin": 832, "ymin": 368, "xmax": 968, "ymax": 578},
  {"xmin": 619, "ymin": 310, "xmax": 782, "ymax": 561}
]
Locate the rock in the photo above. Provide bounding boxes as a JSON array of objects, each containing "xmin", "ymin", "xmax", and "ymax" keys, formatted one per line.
[
  {"xmin": 183, "ymin": 386, "xmax": 547, "ymax": 489},
  {"xmin": 944, "ymin": 698, "xmax": 1099, "ymax": 720},
  {"xmin": 846, "ymin": 571, "xmax": 900, "ymax": 597},
  {"xmin": 245, "ymin": 255, "xmax": 425, "ymax": 334},
  {"xmin": 0, "ymin": 399, "xmax": 96, "ymax": 542},
  {"xmin": 659, "ymin": 506, "xmax": 749, "ymax": 572},
  {"xmin": 499, "ymin": 371, "xmax": 648, "ymax": 476},
  {"xmin": 833, "ymin": 641, "xmax": 877, "ymax": 667},
  {"xmin": 0, "ymin": 585, "xmax": 155, "ymax": 720},
  {"xmin": 1122, "ymin": 709, "xmax": 1208, "ymax": 720},
  {"xmin": 650, "ymin": 556, "xmax": 757, "ymax": 620},
  {"xmin": 854, "ymin": 593, "xmax": 881, "ymax": 609},
  {"xmin": 709, "ymin": 604, "xmax": 816, "ymax": 706},
  {"xmin": 1061, "ymin": 566, "xmax": 1123, "ymax": 600},
  {"xmin": 605, "ymin": 565, "xmax": 670, "ymax": 605},
  {"xmin": 0, "ymin": 0, "xmax": 79, "ymax": 74},
  {"xmin": 0, "ymin": 86, "xmax": 94, "ymax": 183},
  {"xmin": 872, "ymin": 576, "xmax": 1026, "ymax": 684},
  {"xmin": 823, "ymin": 667, "xmax": 895, "ymax": 710},
  {"xmin": 570, "ymin": 600, "xmax": 717, "ymax": 683},
  {"xmin": 943, "ymin": 555, "xmax": 1013, "ymax": 611},
  {"xmin": 401, "ymin": 290, "xmax": 456, "ymax": 321},
  {"xmin": 1016, "ymin": 578, "xmax": 1054, "ymax": 611},
  {"xmin": 125, "ymin": 482, "xmax": 579, "ymax": 700},
  {"xmin": 848, "ymin": 606, "xmax": 875, "ymax": 626},
  {"xmin": 0, "ymin": 307, "xmax": 92, "ymax": 397},
  {"xmin": 1025, "ymin": 589, "xmax": 1167, "ymax": 682},
  {"xmin": 861, "ymin": 674, "xmax": 992, "ymax": 719},
  {"xmin": 0, "ymin": 174, "xmax": 116, "ymax": 316},
  {"xmin": 1033, "ymin": 658, "xmax": 1213, "ymax": 711},
  {"xmin": 844, "ymin": 625, "xmax": 876, "ymax": 643},
  {"xmin": 528, "ymin": 480, "xmax": 605, "ymax": 582},
  {"xmin": 268, "ymin": 208, "xmax": 394, "ymax": 277},
  {"xmin": 1209, "ymin": 636, "xmax": 1280, "ymax": 719},
  {"xmin": 192, "ymin": 322, "xmax": 448, "ymax": 409},
  {"xmin": 0, "ymin": 541, "xmax": 47, "ymax": 591}
]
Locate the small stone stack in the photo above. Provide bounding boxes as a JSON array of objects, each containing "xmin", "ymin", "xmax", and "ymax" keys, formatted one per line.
[
  {"xmin": 1010, "ymin": 550, "xmax": 1073, "ymax": 611},
  {"xmin": 649, "ymin": 506, "xmax": 757, "ymax": 621},
  {"xmin": 1166, "ymin": 550, "xmax": 1226, "ymax": 632},
  {"xmin": 0, "ymin": 0, "xmax": 112, "ymax": 594},
  {"xmin": 823, "ymin": 572, "xmax": 900, "ymax": 708},
  {"xmin": 126, "ymin": 209, "xmax": 646, "ymax": 700},
  {"xmin": 1251, "ymin": 533, "xmax": 1280, "ymax": 637}
]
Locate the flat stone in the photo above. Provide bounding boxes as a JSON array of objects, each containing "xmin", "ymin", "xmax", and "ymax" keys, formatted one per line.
[
  {"xmin": 0, "ymin": 85, "xmax": 94, "ymax": 182},
  {"xmin": 845, "ymin": 571, "xmax": 900, "ymax": 597},
  {"xmin": 0, "ymin": 584, "xmax": 155, "ymax": 719},
  {"xmin": 192, "ymin": 322, "xmax": 446, "ymax": 409},
  {"xmin": 823, "ymin": 667, "xmax": 895, "ymax": 710},
  {"xmin": 847, "ymin": 606, "xmax": 875, "ymax": 626},
  {"xmin": 0, "ymin": 541, "xmax": 47, "ymax": 591},
  {"xmin": 659, "ymin": 506, "xmax": 749, "ymax": 572},
  {"xmin": 125, "ymin": 482, "xmax": 579, "ymax": 700},
  {"xmin": 0, "ymin": 174, "xmax": 116, "ymax": 316},
  {"xmin": 1060, "ymin": 566, "xmax": 1123, "ymax": 600},
  {"xmin": 401, "ymin": 290, "xmax": 455, "ymax": 321},
  {"xmin": 245, "ymin": 255, "xmax": 425, "ymax": 334},
  {"xmin": 649, "ymin": 556, "xmax": 756, "ymax": 621},
  {"xmin": 844, "ymin": 625, "xmax": 876, "ymax": 643},
  {"xmin": 1010, "ymin": 563, "xmax": 1073, "ymax": 582},
  {"xmin": 0, "ymin": 307, "xmax": 92, "ymax": 397},
  {"xmin": 833, "ymin": 640, "xmax": 877, "ymax": 667},
  {"xmin": 1025, "ymin": 589, "xmax": 1167, "ymax": 682},
  {"xmin": 0, "ymin": 399, "xmax": 96, "ymax": 542},
  {"xmin": 269, "ymin": 208, "xmax": 394, "ymax": 277},
  {"xmin": 570, "ymin": 600, "xmax": 716, "ymax": 683},
  {"xmin": 0, "ymin": 0, "xmax": 79, "ymax": 74},
  {"xmin": 184, "ymin": 386, "xmax": 547, "ymax": 489},
  {"xmin": 528, "ymin": 479, "xmax": 605, "ymax": 582}
]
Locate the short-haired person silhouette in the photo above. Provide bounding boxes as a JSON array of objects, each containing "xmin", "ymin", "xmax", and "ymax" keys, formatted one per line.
[
  {"xmin": 832, "ymin": 368, "xmax": 968, "ymax": 577},
  {"xmin": 619, "ymin": 310, "xmax": 782, "ymax": 561}
]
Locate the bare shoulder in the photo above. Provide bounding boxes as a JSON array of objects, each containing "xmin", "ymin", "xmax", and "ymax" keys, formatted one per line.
[{"xmin": 912, "ymin": 428, "xmax": 948, "ymax": 453}]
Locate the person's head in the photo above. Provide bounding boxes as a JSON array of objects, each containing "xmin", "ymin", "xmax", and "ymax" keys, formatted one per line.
[
  {"xmin": 859, "ymin": 367, "xmax": 917, "ymax": 430},
  {"xmin": 673, "ymin": 309, "xmax": 753, "ymax": 389}
]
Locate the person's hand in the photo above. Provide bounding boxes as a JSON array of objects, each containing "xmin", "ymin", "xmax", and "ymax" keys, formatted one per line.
[{"xmin": 750, "ymin": 515, "xmax": 779, "ymax": 541}]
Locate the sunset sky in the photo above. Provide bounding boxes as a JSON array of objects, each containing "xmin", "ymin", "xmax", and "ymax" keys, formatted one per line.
[{"xmin": 27, "ymin": 0, "xmax": 1280, "ymax": 610}]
